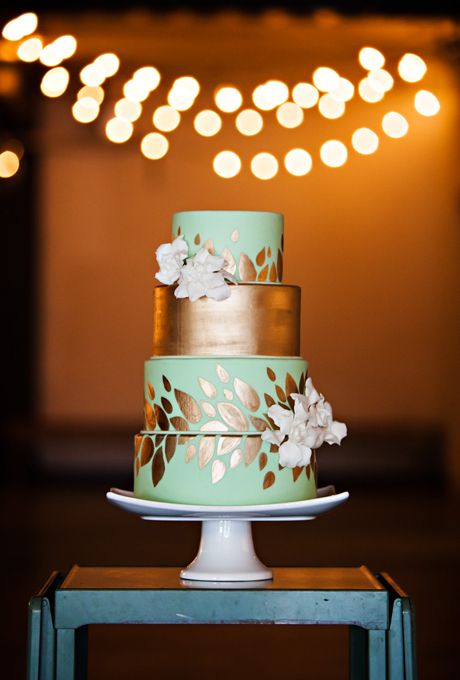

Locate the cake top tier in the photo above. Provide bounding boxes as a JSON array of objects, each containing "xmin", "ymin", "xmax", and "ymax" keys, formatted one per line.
[{"xmin": 172, "ymin": 210, "xmax": 284, "ymax": 283}]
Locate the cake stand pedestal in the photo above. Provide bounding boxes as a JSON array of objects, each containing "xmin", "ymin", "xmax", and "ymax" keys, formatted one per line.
[{"xmin": 106, "ymin": 486, "xmax": 349, "ymax": 582}]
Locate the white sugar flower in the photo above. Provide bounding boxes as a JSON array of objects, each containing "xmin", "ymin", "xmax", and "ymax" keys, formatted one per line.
[
  {"xmin": 175, "ymin": 247, "xmax": 235, "ymax": 302},
  {"xmin": 155, "ymin": 236, "xmax": 188, "ymax": 285},
  {"xmin": 261, "ymin": 377, "xmax": 347, "ymax": 468}
]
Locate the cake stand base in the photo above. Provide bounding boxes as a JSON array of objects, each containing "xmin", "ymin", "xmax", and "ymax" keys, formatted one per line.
[{"xmin": 180, "ymin": 519, "xmax": 271, "ymax": 581}]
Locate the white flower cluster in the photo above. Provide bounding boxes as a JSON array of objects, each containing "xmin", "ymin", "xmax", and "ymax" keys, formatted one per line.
[
  {"xmin": 155, "ymin": 236, "xmax": 235, "ymax": 302},
  {"xmin": 261, "ymin": 378, "xmax": 347, "ymax": 469}
]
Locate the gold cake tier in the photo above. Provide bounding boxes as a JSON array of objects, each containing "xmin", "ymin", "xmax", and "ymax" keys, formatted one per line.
[{"xmin": 152, "ymin": 284, "xmax": 300, "ymax": 357}]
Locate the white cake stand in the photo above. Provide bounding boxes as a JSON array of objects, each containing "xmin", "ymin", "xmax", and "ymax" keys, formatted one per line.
[{"xmin": 106, "ymin": 486, "xmax": 349, "ymax": 582}]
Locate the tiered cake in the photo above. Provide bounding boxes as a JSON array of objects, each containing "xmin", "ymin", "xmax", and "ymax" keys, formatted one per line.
[{"xmin": 134, "ymin": 211, "xmax": 344, "ymax": 506}]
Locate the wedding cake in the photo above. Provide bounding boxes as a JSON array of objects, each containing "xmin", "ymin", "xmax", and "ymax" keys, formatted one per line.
[{"xmin": 134, "ymin": 211, "xmax": 346, "ymax": 505}]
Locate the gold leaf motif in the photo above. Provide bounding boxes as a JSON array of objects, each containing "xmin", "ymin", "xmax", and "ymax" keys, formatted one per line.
[
  {"xmin": 152, "ymin": 449, "xmax": 165, "ymax": 486},
  {"xmin": 174, "ymin": 389, "xmax": 202, "ymax": 424},
  {"xmin": 285, "ymin": 373, "xmax": 297, "ymax": 400},
  {"xmin": 267, "ymin": 246, "xmax": 272, "ymax": 258},
  {"xmin": 270, "ymin": 443, "xmax": 278, "ymax": 453},
  {"xmin": 165, "ymin": 435, "xmax": 177, "ymax": 463},
  {"xmin": 140, "ymin": 437, "xmax": 154, "ymax": 466},
  {"xmin": 194, "ymin": 233, "xmax": 201, "ymax": 245},
  {"xmin": 202, "ymin": 401, "xmax": 216, "ymax": 417},
  {"xmin": 162, "ymin": 375, "xmax": 171, "ymax": 392},
  {"xmin": 305, "ymin": 464, "xmax": 311, "ymax": 480},
  {"xmin": 293, "ymin": 466, "xmax": 304, "ymax": 482},
  {"xmin": 259, "ymin": 452, "xmax": 268, "ymax": 470},
  {"xmin": 135, "ymin": 458, "xmax": 140, "ymax": 475},
  {"xmin": 161, "ymin": 397, "xmax": 173, "ymax": 414},
  {"xmin": 230, "ymin": 449, "xmax": 243, "ymax": 468},
  {"xmin": 264, "ymin": 393, "xmax": 275, "ymax": 407},
  {"xmin": 256, "ymin": 248, "xmax": 266, "ymax": 266},
  {"xmin": 147, "ymin": 383, "xmax": 155, "ymax": 400},
  {"xmin": 231, "ymin": 229, "xmax": 239, "ymax": 242},
  {"xmin": 134, "ymin": 434, "xmax": 142, "ymax": 456},
  {"xmin": 217, "ymin": 402, "xmax": 248, "ymax": 430},
  {"xmin": 238, "ymin": 253, "xmax": 257, "ymax": 281},
  {"xmin": 245, "ymin": 436, "xmax": 262, "ymax": 465},
  {"xmin": 299, "ymin": 371, "xmax": 307, "ymax": 395},
  {"xmin": 179, "ymin": 434, "xmax": 194, "ymax": 444},
  {"xmin": 177, "ymin": 226, "xmax": 181, "ymax": 235},
  {"xmin": 269, "ymin": 262, "xmax": 277, "ymax": 282},
  {"xmin": 144, "ymin": 401, "xmax": 156, "ymax": 430},
  {"xmin": 276, "ymin": 385, "xmax": 286, "ymax": 402},
  {"xmin": 155, "ymin": 434, "xmax": 164, "ymax": 447},
  {"xmin": 263, "ymin": 471, "xmax": 276, "ymax": 489},
  {"xmin": 198, "ymin": 437, "xmax": 214, "ymax": 469},
  {"xmin": 234, "ymin": 377, "xmax": 260, "ymax": 412},
  {"xmin": 277, "ymin": 248, "xmax": 283, "ymax": 280},
  {"xmin": 200, "ymin": 420, "xmax": 229, "ymax": 432},
  {"xmin": 217, "ymin": 436, "xmax": 241, "ymax": 456},
  {"xmin": 170, "ymin": 416, "xmax": 188, "ymax": 431},
  {"xmin": 203, "ymin": 238, "xmax": 215, "ymax": 254},
  {"xmin": 211, "ymin": 459, "xmax": 226, "ymax": 484},
  {"xmin": 221, "ymin": 248, "xmax": 236, "ymax": 276},
  {"xmin": 250, "ymin": 416, "xmax": 268, "ymax": 432},
  {"xmin": 278, "ymin": 463, "xmax": 283, "ymax": 471},
  {"xmin": 198, "ymin": 377, "xmax": 217, "ymax": 399},
  {"xmin": 154, "ymin": 404, "xmax": 169, "ymax": 430},
  {"xmin": 257, "ymin": 264, "xmax": 269, "ymax": 282},
  {"xmin": 281, "ymin": 233, "xmax": 284, "ymax": 251},
  {"xmin": 224, "ymin": 389, "xmax": 233, "ymax": 400},
  {"xmin": 216, "ymin": 364, "xmax": 230, "ymax": 383},
  {"xmin": 185, "ymin": 444, "xmax": 196, "ymax": 463},
  {"xmin": 267, "ymin": 367, "xmax": 276, "ymax": 382}
]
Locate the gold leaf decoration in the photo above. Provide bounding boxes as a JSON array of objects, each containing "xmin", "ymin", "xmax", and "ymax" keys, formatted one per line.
[
  {"xmin": 152, "ymin": 449, "xmax": 165, "ymax": 486},
  {"xmin": 250, "ymin": 416, "xmax": 268, "ymax": 432},
  {"xmin": 278, "ymin": 463, "xmax": 283, "ymax": 471},
  {"xmin": 264, "ymin": 393, "xmax": 275, "ymax": 408},
  {"xmin": 224, "ymin": 389, "xmax": 233, "ymax": 400},
  {"xmin": 216, "ymin": 364, "xmax": 230, "ymax": 383},
  {"xmin": 203, "ymin": 238, "xmax": 215, "ymax": 254},
  {"xmin": 221, "ymin": 247, "xmax": 236, "ymax": 276},
  {"xmin": 267, "ymin": 367, "xmax": 276, "ymax": 382},
  {"xmin": 170, "ymin": 416, "xmax": 188, "ymax": 431},
  {"xmin": 179, "ymin": 434, "xmax": 194, "ymax": 444},
  {"xmin": 200, "ymin": 420, "xmax": 229, "ymax": 432},
  {"xmin": 263, "ymin": 471, "xmax": 276, "ymax": 489},
  {"xmin": 144, "ymin": 401, "xmax": 156, "ymax": 430},
  {"xmin": 135, "ymin": 458, "xmax": 140, "ymax": 475},
  {"xmin": 312, "ymin": 451, "xmax": 318, "ymax": 482},
  {"xmin": 154, "ymin": 404, "xmax": 169, "ymax": 430},
  {"xmin": 198, "ymin": 437, "xmax": 214, "ymax": 469},
  {"xmin": 238, "ymin": 253, "xmax": 257, "ymax": 281},
  {"xmin": 257, "ymin": 264, "xmax": 269, "ymax": 282},
  {"xmin": 305, "ymin": 464, "xmax": 311, "ymax": 480},
  {"xmin": 134, "ymin": 435, "xmax": 142, "ymax": 456},
  {"xmin": 155, "ymin": 434, "xmax": 164, "ymax": 447},
  {"xmin": 194, "ymin": 233, "xmax": 201, "ymax": 245},
  {"xmin": 140, "ymin": 437, "xmax": 154, "ymax": 466},
  {"xmin": 162, "ymin": 375, "xmax": 171, "ymax": 392},
  {"xmin": 185, "ymin": 444, "xmax": 196, "ymax": 463},
  {"xmin": 231, "ymin": 228, "xmax": 239, "ymax": 242},
  {"xmin": 276, "ymin": 385, "xmax": 286, "ymax": 402},
  {"xmin": 269, "ymin": 262, "xmax": 277, "ymax": 282},
  {"xmin": 174, "ymin": 389, "xmax": 202, "ymax": 424},
  {"xmin": 270, "ymin": 443, "xmax": 278, "ymax": 453},
  {"xmin": 256, "ymin": 248, "xmax": 266, "ymax": 266},
  {"xmin": 217, "ymin": 402, "xmax": 248, "ymax": 430},
  {"xmin": 285, "ymin": 373, "xmax": 297, "ymax": 400},
  {"xmin": 230, "ymin": 449, "xmax": 243, "ymax": 468},
  {"xmin": 202, "ymin": 401, "xmax": 216, "ymax": 417},
  {"xmin": 234, "ymin": 377, "xmax": 260, "ymax": 412},
  {"xmin": 267, "ymin": 246, "xmax": 272, "ymax": 258},
  {"xmin": 198, "ymin": 377, "xmax": 217, "ymax": 399},
  {"xmin": 245, "ymin": 437, "xmax": 262, "ymax": 465},
  {"xmin": 259, "ymin": 452, "xmax": 268, "ymax": 470},
  {"xmin": 299, "ymin": 371, "xmax": 307, "ymax": 395},
  {"xmin": 147, "ymin": 383, "xmax": 155, "ymax": 400},
  {"xmin": 277, "ymin": 248, "xmax": 283, "ymax": 280},
  {"xmin": 161, "ymin": 397, "xmax": 173, "ymax": 414},
  {"xmin": 292, "ymin": 466, "xmax": 304, "ymax": 482},
  {"xmin": 212, "ymin": 459, "xmax": 226, "ymax": 484},
  {"xmin": 177, "ymin": 226, "xmax": 181, "ymax": 235},
  {"xmin": 217, "ymin": 436, "xmax": 241, "ymax": 456},
  {"xmin": 165, "ymin": 435, "xmax": 177, "ymax": 463}
]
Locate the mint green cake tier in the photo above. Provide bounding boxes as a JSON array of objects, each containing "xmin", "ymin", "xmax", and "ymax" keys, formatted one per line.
[
  {"xmin": 143, "ymin": 356, "xmax": 308, "ymax": 434},
  {"xmin": 172, "ymin": 211, "xmax": 284, "ymax": 283},
  {"xmin": 134, "ymin": 432, "xmax": 317, "ymax": 505}
]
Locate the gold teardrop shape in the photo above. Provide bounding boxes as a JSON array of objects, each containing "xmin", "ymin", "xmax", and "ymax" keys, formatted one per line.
[
  {"xmin": 203, "ymin": 238, "xmax": 215, "ymax": 254},
  {"xmin": 224, "ymin": 389, "xmax": 233, "ymax": 400},
  {"xmin": 152, "ymin": 449, "xmax": 165, "ymax": 486},
  {"xmin": 135, "ymin": 458, "xmax": 140, "ymax": 475},
  {"xmin": 162, "ymin": 375, "xmax": 171, "ymax": 392},
  {"xmin": 165, "ymin": 435, "xmax": 177, "ymax": 463},
  {"xmin": 154, "ymin": 404, "xmax": 169, "ymax": 430},
  {"xmin": 257, "ymin": 264, "xmax": 269, "ymax": 282},
  {"xmin": 200, "ymin": 420, "xmax": 229, "ymax": 432},
  {"xmin": 245, "ymin": 436, "xmax": 262, "ymax": 465},
  {"xmin": 155, "ymin": 434, "xmax": 164, "ymax": 447},
  {"xmin": 276, "ymin": 385, "xmax": 286, "ymax": 402},
  {"xmin": 269, "ymin": 262, "xmax": 277, "ymax": 282},
  {"xmin": 161, "ymin": 397, "xmax": 173, "ymax": 414},
  {"xmin": 256, "ymin": 248, "xmax": 266, "ymax": 266},
  {"xmin": 293, "ymin": 466, "xmax": 304, "ymax": 482},
  {"xmin": 174, "ymin": 389, "xmax": 202, "ymax": 424},
  {"xmin": 259, "ymin": 452, "xmax": 268, "ymax": 470},
  {"xmin": 177, "ymin": 226, "xmax": 181, "ymax": 235},
  {"xmin": 233, "ymin": 377, "xmax": 260, "ymax": 412},
  {"xmin": 250, "ymin": 416, "xmax": 268, "ymax": 432},
  {"xmin": 263, "ymin": 471, "xmax": 275, "ymax": 489},
  {"xmin": 231, "ymin": 229, "xmax": 239, "ymax": 242},
  {"xmin": 144, "ymin": 401, "xmax": 156, "ymax": 430},
  {"xmin": 277, "ymin": 248, "xmax": 283, "ymax": 280},
  {"xmin": 179, "ymin": 434, "xmax": 194, "ymax": 444},
  {"xmin": 212, "ymin": 459, "xmax": 226, "ymax": 484},
  {"xmin": 198, "ymin": 437, "xmax": 214, "ymax": 469},
  {"xmin": 140, "ymin": 437, "xmax": 154, "ymax": 466},
  {"xmin": 185, "ymin": 444, "xmax": 196, "ymax": 463},
  {"xmin": 285, "ymin": 373, "xmax": 297, "ymax": 400},
  {"xmin": 202, "ymin": 401, "xmax": 216, "ymax": 417},
  {"xmin": 267, "ymin": 246, "xmax": 272, "ymax": 258},
  {"xmin": 299, "ymin": 371, "xmax": 307, "ymax": 395},
  {"xmin": 230, "ymin": 449, "xmax": 243, "ymax": 468},
  {"xmin": 221, "ymin": 248, "xmax": 236, "ymax": 276},
  {"xmin": 217, "ymin": 402, "xmax": 248, "ymax": 430},
  {"xmin": 267, "ymin": 367, "xmax": 276, "ymax": 382},
  {"xmin": 147, "ymin": 383, "xmax": 155, "ymax": 400},
  {"xmin": 198, "ymin": 377, "xmax": 217, "ymax": 399},
  {"xmin": 270, "ymin": 443, "xmax": 278, "ymax": 453},
  {"xmin": 194, "ymin": 233, "xmax": 201, "ymax": 245},
  {"xmin": 217, "ymin": 436, "xmax": 241, "ymax": 456},
  {"xmin": 238, "ymin": 253, "xmax": 257, "ymax": 281},
  {"xmin": 134, "ymin": 434, "xmax": 142, "ymax": 456},
  {"xmin": 305, "ymin": 464, "xmax": 311, "ymax": 480},
  {"xmin": 170, "ymin": 416, "xmax": 188, "ymax": 431},
  {"xmin": 216, "ymin": 364, "xmax": 230, "ymax": 383},
  {"xmin": 264, "ymin": 393, "xmax": 275, "ymax": 407}
]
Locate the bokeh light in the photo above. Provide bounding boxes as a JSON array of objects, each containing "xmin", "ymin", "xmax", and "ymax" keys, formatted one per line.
[
  {"xmin": 359, "ymin": 47, "xmax": 385, "ymax": 71},
  {"xmin": 351, "ymin": 128, "xmax": 379, "ymax": 155},
  {"xmin": 381, "ymin": 112, "xmax": 409, "ymax": 138},
  {"xmin": 414, "ymin": 90, "xmax": 440, "ymax": 116},
  {"xmin": 213, "ymin": 151, "xmax": 241, "ymax": 178},
  {"xmin": 2, "ymin": 13, "xmax": 38, "ymax": 41},
  {"xmin": 0, "ymin": 150, "xmax": 20, "ymax": 178},
  {"xmin": 95, "ymin": 53, "xmax": 120, "ymax": 78},
  {"xmin": 292, "ymin": 83, "xmax": 319, "ymax": 108},
  {"xmin": 312, "ymin": 67, "xmax": 340, "ymax": 93},
  {"xmin": 329, "ymin": 77, "xmax": 354, "ymax": 102},
  {"xmin": 133, "ymin": 66, "xmax": 161, "ymax": 91},
  {"xmin": 80, "ymin": 63, "xmax": 106, "ymax": 87},
  {"xmin": 173, "ymin": 76, "xmax": 199, "ymax": 98},
  {"xmin": 284, "ymin": 148, "xmax": 312, "ymax": 176},
  {"xmin": 40, "ymin": 67, "xmax": 70, "ymax": 98},
  {"xmin": 141, "ymin": 132, "xmax": 169, "ymax": 159},
  {"xmin": 72, "ymin": 97, "xmax": 100, "ymax": 123},
  {"xmin": 77, "ymin": 86, "xmax": 104, "ymax": 104},
  {"xmin": 115, "ymin": 98, "xmax": 142, "ymax": 122},
  {"xmin": 276, "ymin": 102, "xmax": 304, "ymax": 128},
  {"xmin": 368, "ymin": 69, "xmax": 394, "ymax": 93},
  {"xmin": 235, "ymin": 109, "xmax": 263, "ymax": 136},
  {"xmin": 153, "ymin": 105, "xmax": 181, "ymax": 132},
  {"xmin": 17, "ymin": 37, "xmax": 43, "ymax": 62},
  {"xmin": 398, "ymin": 53, "xmax": 427, "ymax": 83},
  {"xmin": 318, "ymin": 94, "xmax": 345, "ymax": 119},
  {"xmin": 358, "ymin": 77, "xmax": 384, "ymax": 103},
  {"xmin": 215, "ymin": 86, "xmax": 243, "ymax": 113},
  {"xmin": 194, "ymin": 110, "xmax": 222, "ymax": 137},
  {"xmin": 105, "ymin": 118, "xmax": 133, "ymax": 143},
  {"xmin": 251, "ymin": 152, "xmax": 279, "ymax": 180},
  {"xmin": 320, "ymin": 140, "xmax": 348, "ymax": 168},
  {"xmin": 124, "ymin": 79, "xmax": 150, "ymax": 103}
]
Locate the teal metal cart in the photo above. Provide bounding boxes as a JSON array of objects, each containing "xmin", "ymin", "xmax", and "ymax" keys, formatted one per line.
[{"xmin": 27, "ymin": 565, "xmax": 417, "ymax": 680}]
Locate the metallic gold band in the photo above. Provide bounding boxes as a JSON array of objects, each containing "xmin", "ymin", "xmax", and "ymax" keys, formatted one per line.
[{"xmin": 152, "ymin": 284, "xmax": 300, "ymax": 357}]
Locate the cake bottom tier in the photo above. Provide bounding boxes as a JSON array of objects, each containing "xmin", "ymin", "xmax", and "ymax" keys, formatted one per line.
[{"xmin": 134, "ymin": 433, "xmax": 317, "ymax": 506}]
